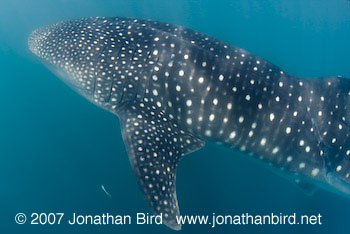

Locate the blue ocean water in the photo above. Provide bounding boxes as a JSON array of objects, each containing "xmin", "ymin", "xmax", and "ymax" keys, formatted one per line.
[{"xmin": 1, "ymin": 0, "xmax": 350, "ymax": 233}]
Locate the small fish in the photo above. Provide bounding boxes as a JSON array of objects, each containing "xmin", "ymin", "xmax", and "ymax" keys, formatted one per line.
[{"xmin": 101, "ymin": 185, "xmax": 112, "ymax": 199}]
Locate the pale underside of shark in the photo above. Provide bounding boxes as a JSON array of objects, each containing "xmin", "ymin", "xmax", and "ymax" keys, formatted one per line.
[{"xmin": 28, "ymin": 17, "xmax": 350, "ymax": 230}]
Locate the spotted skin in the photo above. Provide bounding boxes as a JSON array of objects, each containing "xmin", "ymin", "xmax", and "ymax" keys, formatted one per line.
[{"xmin": 28, "ymin": 17, "xmax": 350, "ymax": 230}]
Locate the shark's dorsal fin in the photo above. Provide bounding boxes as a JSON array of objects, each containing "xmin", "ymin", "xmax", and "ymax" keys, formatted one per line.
[{"xmin": 118, "ymin": 101, "xmax": 205, "ymax": 230}]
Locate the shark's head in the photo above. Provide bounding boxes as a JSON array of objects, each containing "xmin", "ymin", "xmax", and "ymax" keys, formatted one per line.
[
  {"xmin": 28, "ymin": 21, "xmax": 93, "ymax": 95},
  {"xmin": 28, "ymin": 18, "xmax": 135, "ymax": 110}
]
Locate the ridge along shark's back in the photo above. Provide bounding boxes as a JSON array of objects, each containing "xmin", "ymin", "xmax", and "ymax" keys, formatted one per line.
[{"xmin": 28, "ymin": 17, "xmax": 350, "ymax": 230}]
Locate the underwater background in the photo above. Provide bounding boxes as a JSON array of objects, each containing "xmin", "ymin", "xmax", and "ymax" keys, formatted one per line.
[{"xmin": 1, "ymin": 0, "xmax": 350, "ymax": 233}]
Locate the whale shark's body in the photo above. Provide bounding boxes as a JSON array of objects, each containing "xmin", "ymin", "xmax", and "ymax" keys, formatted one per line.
[{"xmin": 28, "ymin": 17, "xmax": 350, "ymax": 230}]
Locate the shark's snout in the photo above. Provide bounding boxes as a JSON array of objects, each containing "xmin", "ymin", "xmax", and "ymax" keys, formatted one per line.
[{"xmin": 28, "ymin": 25, "xmax": 54, "ymax": 56}]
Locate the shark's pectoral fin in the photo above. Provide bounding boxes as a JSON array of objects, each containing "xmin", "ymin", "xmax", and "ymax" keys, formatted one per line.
[{"xmin": 118, "ymin": 101, "xmax": 205, "ymax": 230}]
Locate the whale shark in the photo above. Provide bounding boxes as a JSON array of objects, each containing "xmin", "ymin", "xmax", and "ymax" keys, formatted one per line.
[{"xmin": 28, "ymin": 17, "xmax": 350, "ymax": 230}]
